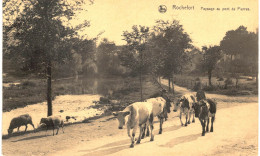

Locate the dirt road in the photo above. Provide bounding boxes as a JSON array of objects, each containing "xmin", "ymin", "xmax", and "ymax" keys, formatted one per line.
[{"xmin": 2, "ymin": 85, "xmax": 258, "ymax": 156}]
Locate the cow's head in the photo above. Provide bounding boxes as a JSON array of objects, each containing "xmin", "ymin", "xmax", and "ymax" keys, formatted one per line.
[
  {"xmin": 113, "ymin": 111, "xmax": 130, "ymax": 129},
  {"xmin": 193, "ymin": 100, "xmax": 207, "ymax": 118},
  {"xmin": 174, "ymin": 96, "xmax": 187, "ymax": 112},
  {"xmin": 192, "ymin": 102, "xmax": 200, "ymax": 117},
  {"xmin": 40, "ymin": 118, "xmax": 47, "ymax": 124},
  {"xmin": 8, "ymin": 128, "xmax": 13, "ymax": 135}
]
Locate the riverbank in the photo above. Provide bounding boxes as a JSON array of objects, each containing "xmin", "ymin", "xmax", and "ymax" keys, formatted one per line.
[
  {"xmin": 2, "ymin": 84, "xmax": 258, "ymax": 156},
  {"xmin": 2, "ymin": 76, "xmax": 161, "ymax": 136}
]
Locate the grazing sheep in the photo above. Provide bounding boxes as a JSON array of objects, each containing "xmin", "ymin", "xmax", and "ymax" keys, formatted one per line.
[
  {"xmin": 8, "ymin": 114, "xmax": 35, "ymax": 135},
  {"xmin": 40, "ymin": 115, "xmax": 64, "ymax": 136}
]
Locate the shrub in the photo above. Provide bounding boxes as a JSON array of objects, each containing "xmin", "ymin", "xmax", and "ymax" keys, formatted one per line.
[
  {"xmin": 21, "ymin": 81, "xmax": 36, "ymax": 87},
  {"xmin": 217, "ymin": 77, "xmax": 224, "ymax": 81},
  {"xmin": 224, "ymin": 78, "xmax": 233, "ymax": 89},
  {"xmin": 224, "ymin": 78, "xmax": 233, "ymax": 85},
  {"xmin": 195, "ymin": 77, "xmax": 200, "ymax": 81},
  {"xmin": 203, "ymin": 85, "xmax": 218, "ymax": 91}
]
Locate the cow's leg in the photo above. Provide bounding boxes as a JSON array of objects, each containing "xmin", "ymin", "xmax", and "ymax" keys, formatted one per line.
[
  {"xmin": 62, "ymin": 124, "xmax": 65, "ymax": 133},
  {"xmin": 179, "ymin": 112, "xmax": 183, "ymax": 126},
  {"xmin": 200, "ymin": 119, "xmax": 206, "ymax": 136},
  {"xmin": 149, "ymin": 115, "xmax": 154, "ymax": 141},
  {"xmin": 146, "ymin": 124, "xmax": 150, "ymax": 136},
  {"xmin": 188, "ymin": 111, "xmax": 191, "ymax": 124},
  {"xmin": 206, "ymin": 118, "xmax": 209, "ymax": 132},
  {"xmin": 127, "ymin": 125, "xmax": 131, "ymax": 138},
  {"xmin": 164, "ymin": 110, "xmax": 168, "ymax": 121},
  {"xmin": 17, "ymin": 126, "xmax": 20, "ymax": 132},
  {"xmin": 127, "ymin": 125, "xmax": 133, "ymax": 147},
  {"xmin": 30, "ymin": 123, "xmax": 36, "ymax": 132},
  {"xmin": 141, "ymin": 124, "xmax": 146, "ymax": 139},
  {"xmin": 24, "ymin": 125, "xmax": 28, "ymax": 132},
  {"xmin": 136, "ymin": 125, "xmax": 143, "ymax": 144},
  {"xmin": 56, "ymin": 126, "xmax": 60, "ymax": 135},
  {"xmin": 192, "ymin": 112, "xmax": 195, "ymax": 123},
  {"xmin": 210, "ymin": 116, "xmax": 215, "ymax": 132},
  {"xmin": 45, "ymin": 126, "xmax": 48, "ymax": 136},
  {"xmin": 159, "ymin": 117, "xmax": 163, "ymax": 134},
  {"xmin": 53, "ymin": 125, "xmax": 55, "ymax": 136},
  {"xmin": 130, "ymin": 125, "xmax": 137, "ymax": 148},
  {"xmin": 185, "ymin": 113, "xmax": 188, "ymax": 126}
]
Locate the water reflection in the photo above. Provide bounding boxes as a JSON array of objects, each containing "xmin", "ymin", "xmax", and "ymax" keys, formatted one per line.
[{"xmin": 56, "ymin": 77, "xmax": 124, "ymax": 97}]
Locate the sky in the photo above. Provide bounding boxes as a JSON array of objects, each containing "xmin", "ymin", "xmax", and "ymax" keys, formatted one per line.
[{"xmin": 70, "ymin": 0, "xmax": 258, "ymax": 48}]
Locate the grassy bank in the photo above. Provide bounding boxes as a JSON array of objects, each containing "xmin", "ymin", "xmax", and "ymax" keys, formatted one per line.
[
  {"xmin": 3, "ymin": 75, "xmax": 162, "ymax": 112},
  {"xmin": 174, "ymin": 75, "xmax": 258, "ymax": 96}
]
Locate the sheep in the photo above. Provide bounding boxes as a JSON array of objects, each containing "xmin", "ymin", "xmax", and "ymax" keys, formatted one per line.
[
  {"xmin": 40, "ymin": 115, "xmax": 64, "ymax": 136},
  {"xmin": 8, "ymin": 114, "xmax": 35, "ymax": 135}
]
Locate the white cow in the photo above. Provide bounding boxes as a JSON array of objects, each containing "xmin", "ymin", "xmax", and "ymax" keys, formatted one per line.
[
  {"xmin": 144, "ymin": 97, "xmax": 171, "ymax": 135},
  {"xmin": 173, "ymin": 94, "xmax": 196, "ymax": 126},
  {"xmin": 113, "ymin": 102, "xmax": 154, "ymax": 148}
]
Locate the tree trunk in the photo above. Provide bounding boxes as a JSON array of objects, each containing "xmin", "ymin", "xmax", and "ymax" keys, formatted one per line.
[
  {"xmin": 256, "ymin": 73, "xmax": 258, "ymax": 87},
  {"xmin": 171, "ymin": 77, "xmax": 174, "ymax": 94},
  {"xmin": 235, "ymin": 78, "xmax": 239, "ymax": 88},
  {"xmin": 140, "ymin": 50, "xmax": 143, "ymax": 101},
  {"xmin": 140, "ymin": 70, "xmax": 143, "ymax": 101},
  {"xmin": 47, "ymin": 61, "xmax": 52, "ymax": 116},
  {"xmin": 208, "ymin": 70, "xmax": 212, "ymax": 86},
  {"xmin": 168, "ymin": 77, "xmax": 171, "ymax": 92}
]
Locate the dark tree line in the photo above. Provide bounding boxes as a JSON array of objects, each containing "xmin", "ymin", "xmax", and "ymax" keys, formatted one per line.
[
  {"xmin": 196, "ymin": 26, "xmax": 258, "ymax": 87},
  {"xmin": 3, "ymin": 0, "xmax": 92, "ymax": 116}
]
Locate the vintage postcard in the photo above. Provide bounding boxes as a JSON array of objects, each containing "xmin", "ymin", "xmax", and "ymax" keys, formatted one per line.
[{"xmin": 2, "ymin": 0, "xmax": 258, "ymax": 155}]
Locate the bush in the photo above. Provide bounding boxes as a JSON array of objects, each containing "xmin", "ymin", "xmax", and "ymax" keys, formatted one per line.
[
  {"xmin": 203, "ymin": 85, "xmax": 218, "ymax": 91},
  {"xmin": 224, "ymin": 78, "xmax": 233, "ymax": 85},
  {"xmin": 217, "ymin": 77, "xmax": 224, "ymax": 81},
  {"xmin": 195, "ymin": 77, "xmax": 200, "ymax": 81},
  {"xmin": 21, "ymin": 81, "xmax": 36, "ymax": 87},
  {"xmin": 224, "ymin": 78, "xmax": 233, "ymax": 89}
]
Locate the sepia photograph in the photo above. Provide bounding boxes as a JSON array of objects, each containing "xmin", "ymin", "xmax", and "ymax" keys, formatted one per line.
[{"xmin": 2, "ymin": 0, "xmax": 259, "ymax": 155}]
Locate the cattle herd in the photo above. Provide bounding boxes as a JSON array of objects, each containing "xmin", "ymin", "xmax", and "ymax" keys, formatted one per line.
[
  {"xmin": 113, "ymin": 90, "xmax": 217, "ymax": 148},
  {"xmin": 7, "ymin": 90, "xmax": 217, "ymax": 148}
]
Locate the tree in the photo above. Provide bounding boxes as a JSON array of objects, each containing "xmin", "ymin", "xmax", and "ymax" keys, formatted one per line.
[
  {"xmin": 4, "ymin": 0, "xmax": 91, "ymax": 116},
  {"xmin": 201, "ymin": 46, "xmax": 222, "ymax": 86},
  {"xmin": 220, "ymin": 26, "xmax": 249, "ymax": 60},
  {"xmin": 97, "ymin": 38, "xmax": 117, "ymax": 76},
  {"xmin": 151, "ymin": 20, "xmax": 192, "ymax": 93},
  {"xmin": 121, "ymin": 25, "xmax": 150, "ymax": 101},
  {"xmin": 220, "ymin": 26, "xmax": 258, "ymax": 84}
]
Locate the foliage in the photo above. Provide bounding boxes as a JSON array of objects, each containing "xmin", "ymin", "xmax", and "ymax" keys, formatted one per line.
[
  {"xmin": 97, "ymin": 38, "xmax": 119, "ymax": 75},
  {"xmin": 150, "ymin": 20, "xmax": 192, "ymax": 78},
  {"xmin": 220, "ymin": 26, "xmax": 258, "ymax": 76},
  {"xmin": 200, "ymin": 46, "xmax": 222, "ymax": 86},
  {"xmin": 3, "ymin": 0, "xmax": 91, "ymax": 116},
  {"xmin": 120, "ymin": 25, "xmax": 150, "ymax": 73}
]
